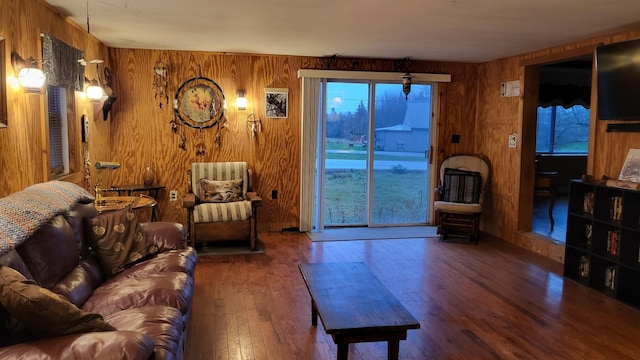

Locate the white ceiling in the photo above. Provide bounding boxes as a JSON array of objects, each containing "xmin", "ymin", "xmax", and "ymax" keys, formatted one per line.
[{"xmin": 44, "ymin": 0, "xmax": 640, "ymax": 63}]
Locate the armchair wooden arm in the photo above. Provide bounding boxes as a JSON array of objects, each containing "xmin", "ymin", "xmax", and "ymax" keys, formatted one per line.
[
  {"xmin": 246, "ymin": 192, "xmax": 262, "ymax": 207},
  {"xmin": 183, "ymin": 193, "xmax": 195, "ymax": 209}
]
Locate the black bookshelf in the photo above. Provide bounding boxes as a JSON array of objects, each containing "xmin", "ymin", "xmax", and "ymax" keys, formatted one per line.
[{"xmin": 564, "ymin": 180, "xmax": 640, "ymax": 308}]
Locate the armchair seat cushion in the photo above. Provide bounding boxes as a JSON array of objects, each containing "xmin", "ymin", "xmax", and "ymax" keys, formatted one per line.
[
  {"xmin": 434, "ymin": 201, "xmax": 482, "ymax": 214},
  {"xmin": 192, "ymin": 200, "xmax": 252, "ymax": 223}
]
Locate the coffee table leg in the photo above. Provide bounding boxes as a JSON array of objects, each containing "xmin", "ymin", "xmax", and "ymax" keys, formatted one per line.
[
  {"xmin": 311, "ymin": 300, "xmax": 318, "ymax": 326},
  {"xmin": 388, "ymin": 339, "xmax": 400, "ymax": 360},
  {"xmin": 337, "ymin": 343, "xmax": 349, "ymax": 360}
]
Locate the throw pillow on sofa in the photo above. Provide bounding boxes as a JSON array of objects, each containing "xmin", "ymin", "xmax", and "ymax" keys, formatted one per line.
[
  {"xmin": 88, "ymin": 206, "xmax": 159, "ymax": 276},
  {"xmin": 0, "ymin": 265, "xmax": 116, "ymax": 338}
]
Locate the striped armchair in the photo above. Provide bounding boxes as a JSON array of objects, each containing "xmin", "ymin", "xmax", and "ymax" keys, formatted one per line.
[{"xmin": 183, "ymin": 162, "xmax": 262, "ymax": 250}]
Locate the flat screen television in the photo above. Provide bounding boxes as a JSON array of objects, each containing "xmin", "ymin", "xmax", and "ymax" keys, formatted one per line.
[{"xmin": 596, "ymin": 38, "xmax": 640, "ymax": 120}]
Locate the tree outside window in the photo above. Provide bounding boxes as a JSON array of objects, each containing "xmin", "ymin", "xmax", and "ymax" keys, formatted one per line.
[{"xmin": 536, "ymin": 105, "xmax": 589, "ymax": 153}]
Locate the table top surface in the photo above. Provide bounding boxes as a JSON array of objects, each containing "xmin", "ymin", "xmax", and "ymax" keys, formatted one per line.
[
  {"xmin": 110, "ymin": 184, "xmax": 166, "ymax": 191},
  {"xmin": 95, "ymin": 195, "xmax": 157, "ymax": 213},
  {"xmin": 298, "ymin": 262, "xmax": 420, "ymax": 334}
]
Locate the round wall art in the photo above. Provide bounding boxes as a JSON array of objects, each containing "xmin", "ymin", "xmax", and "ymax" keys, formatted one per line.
[{"xmin": 174, "ymin": 76, "xmax": 226, "ymax": 129}]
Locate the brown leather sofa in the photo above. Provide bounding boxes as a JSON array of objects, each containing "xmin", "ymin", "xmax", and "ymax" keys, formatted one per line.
[{"xmin": 0, "ymin": 191, "xmax": 197, "ymax": 359}]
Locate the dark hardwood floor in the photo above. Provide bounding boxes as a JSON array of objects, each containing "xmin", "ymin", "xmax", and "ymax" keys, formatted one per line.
[{"xmin": 185, "ymin": 231, "xmax": 640, "ymax": 360}]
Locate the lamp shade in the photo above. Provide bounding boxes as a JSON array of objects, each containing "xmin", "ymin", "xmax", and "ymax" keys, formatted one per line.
[
  {"xmin": 236, "ymin": 90, "xmax": 247, "ymax": 110},
  {"xmin": 86, "ymin": 80, "xmax": 104, "ymax": 101},
  {"xmin": 18, "ymin": 67, "xmax": 46, "ymax": 94}
]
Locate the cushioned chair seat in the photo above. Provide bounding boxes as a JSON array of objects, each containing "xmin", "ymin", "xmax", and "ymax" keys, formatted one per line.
[
  {"xmin": 433, "ymin": 201, "xmax": 482, "ymax": 214},
  {"xmin": 192, "ymin": 200, "xmax": 252, "ymax": 223}
]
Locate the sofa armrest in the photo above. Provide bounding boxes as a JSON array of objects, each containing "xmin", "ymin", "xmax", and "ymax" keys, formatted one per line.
[
  {"xmin": 182, "ymin": 193, "xmax": 196, "ymax": 209},
  {"xmin": 0, "ymin": 331, "xmax": 154, "ymax": 360},
  {"xmin": 139, "ymin": 222, "xmax": 187, "ymax": 251},
  {"xmin": 246, "ymin": 192, "xmax": 262, "ymax": 207}
]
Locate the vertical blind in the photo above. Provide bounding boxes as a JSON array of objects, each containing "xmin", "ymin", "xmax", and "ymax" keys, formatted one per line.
[{"xmin": 48, "ymin": 87, "xmax": 64, "ymax": 175}]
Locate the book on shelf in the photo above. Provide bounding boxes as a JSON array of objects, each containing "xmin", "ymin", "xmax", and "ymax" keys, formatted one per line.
[
  {"xmin": 610, "ymin": 196, "xmax": 623, "ymax": 222},
  {"xmin": 605, "ymin": 266, "xmax": 617, "ymax": 291},
  {"xmin": 606, "ymin": 230, "xmax": 620, "ymax": 256},
  {"xmin": 584, "ymin": 224, "xmax": 592, "ymax": 246},
  {"xmin": 583, "ymin": 192, "xmax": 594, "ymax": 215},
  {"xmin": 579, "ymin": 256, "xmax": 590, "ymax": 278}
]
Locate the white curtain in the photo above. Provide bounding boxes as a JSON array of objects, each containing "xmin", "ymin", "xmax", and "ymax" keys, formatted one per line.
[{"xmin": 299, "ymin": 77, "xmax": 321, "ymax": 232}]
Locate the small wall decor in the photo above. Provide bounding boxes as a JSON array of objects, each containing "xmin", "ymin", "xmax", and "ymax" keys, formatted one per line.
[
  {"xmin": 153, "ymin": 59, "xmax": 169, "ymax": 109},
  {"xmin": 265, "ymin": 88, "xmax": 289, "ymax": 118},
  {"xmin": 174, "ymin": 76, "xmax": 226, "ymax": 129},
  {"xmin": 246, "ymin": 113, "xmax": 262, "ymax": 139}
]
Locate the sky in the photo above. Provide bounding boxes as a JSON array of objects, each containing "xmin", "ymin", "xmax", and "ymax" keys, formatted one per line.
[
  {"xmin": 327, "ymin": 83, "xmax": 404, "ymax": 114},
  {"xmin": 326, "ymin": 82, "xmax": 430, "ymax": 114}
]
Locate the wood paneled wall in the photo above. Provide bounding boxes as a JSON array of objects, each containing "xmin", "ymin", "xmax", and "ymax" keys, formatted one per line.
[
  {"xmin": 5, "ymin": 0, "xmax": 640, "ymax": 261},
  {"xmin": 0, "ymin": 0, "xmax": 110, "ymax": 195},
  {"xmin": 476, "ymin": 25, "xmax": 640, "ymax": 261},
  {"xmin": 106, "ymin": 49, "xmax": 477, "ymax": 231}
]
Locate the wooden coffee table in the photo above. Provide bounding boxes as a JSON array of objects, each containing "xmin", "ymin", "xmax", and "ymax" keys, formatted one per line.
[{"xmin": 298, "ymin": 262, "xmax": 420, "ymax": 360}]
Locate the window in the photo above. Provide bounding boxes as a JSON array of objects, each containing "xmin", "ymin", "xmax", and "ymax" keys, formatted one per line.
[
  {"xmin": 47, "ymin": 85, "xmax": 69, "ymax": 176},
  {"xmin": 536, "ymin": 104, "xmax": 589, "ymax": 153}
]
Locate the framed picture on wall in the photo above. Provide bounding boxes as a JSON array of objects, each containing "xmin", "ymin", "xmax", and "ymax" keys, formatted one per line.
[
  {"xmin": 265, "ymin": 88, "xmax": 288, "ymax": 118},
  {"xmin": 619, "ymin": 148, "xmax": 640, "ymax": 183}
]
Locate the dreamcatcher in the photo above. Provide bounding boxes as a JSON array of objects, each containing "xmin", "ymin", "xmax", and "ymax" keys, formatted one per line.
[
  {"xmin": 172, "ymin": 71, "xmax": 227, "ymax": 154},
  {"xmin": 153, "ymin": 59, "xmax": 169, "ymax": 109}
]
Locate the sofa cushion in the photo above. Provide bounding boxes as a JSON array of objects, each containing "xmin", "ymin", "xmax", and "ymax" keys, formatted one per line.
[
  {"xmin": 105, "ymin": 306, "xmax": 184, "ymax": 359},
  {"xmin": 16, "ymin": 215, "xmax": 79, "ymax": 289},
  {"xmin": 0, "ymin": 266, "xmax": 116, "ymax": 339},
  {"xmin": 82, "ymin": 272, "xmax": 194, "ymax": 317},
  {"xmin": 115, "ymin": 248, "xmax": 198, "ymax": 279},
  {"xmin": 0, "ymin": 330, "xmax": 155, "ymax": 360},
  {"xmin": 199, "ymin": 178, "xmax": 244, "ymax": 203},
  {"xmin": 88, "ymin": 207, "xmax": 159, "ymax": 276},
  {"xmin": 64, "ymin": 202, "xmax": 99, "ymax": 258},
  {"xmin": 51, "ymin": 255, "xmax": 105, "ymax": 308}
]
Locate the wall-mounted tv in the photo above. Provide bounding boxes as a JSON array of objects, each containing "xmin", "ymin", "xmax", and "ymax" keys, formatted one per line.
[{"xmin": 596, "ymin": 38, "xmax": 640, "ymax": 120}]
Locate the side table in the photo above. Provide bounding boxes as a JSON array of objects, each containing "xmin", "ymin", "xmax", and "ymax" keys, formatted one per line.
[{"xmin": 109, "ymin": 184, "xmax": 166, "ymax": 221}]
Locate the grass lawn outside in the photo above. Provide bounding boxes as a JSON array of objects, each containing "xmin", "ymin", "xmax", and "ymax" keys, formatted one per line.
[{"xmin": 323, "ymin": 169, "xmax": 429, "ymax": 225}]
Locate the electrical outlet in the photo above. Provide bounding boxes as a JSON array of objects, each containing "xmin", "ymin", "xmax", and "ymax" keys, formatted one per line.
[{"xmin": 170, "ymin": 190, "xmax": 178, "ymax": 201}]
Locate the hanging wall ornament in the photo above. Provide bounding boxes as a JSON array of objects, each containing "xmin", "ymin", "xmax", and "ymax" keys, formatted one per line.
[
  {"xmin": 169, "ymin": 111, "xmax": 179, "ymax": 133},
  {"xmin": 178, "ymin": 131, "xmax": 187, "ymax": 151},
  {"xmin": 173, "ymin": 76, "xmax": 226, "ymax": 129},
  {"xmin": 246, "ymin": 113, "xmax": 262, "ymax": 139},
  {"xmin": 153, "ymin": 59, "xmax": 169, "ymax": 109},
  {"xmin": 195, "ymin": 127, "xmax": 206, "ymax": 156}
]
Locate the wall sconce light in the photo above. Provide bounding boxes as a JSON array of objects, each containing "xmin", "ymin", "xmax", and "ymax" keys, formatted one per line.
[
  {"xmin": 402, "ymin": 71, "xmax": 412, "ymax": 101},
  {"xmin": 236, "ymin": 89, "xmax": 248, "ymax": 110},
  {"xmin": 83, "ymin": 61, "xmax": 117, "ymax": 121},
  {"xmin": 11, "ymin": 52, "xmax": 46, "ymax": 94},
  {"xmin": 85, "ymin": 79, "xmax": 104, "ymax": 102}
]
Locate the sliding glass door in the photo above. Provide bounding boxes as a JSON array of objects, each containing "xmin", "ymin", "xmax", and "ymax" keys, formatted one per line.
[{"xmin": 318, "ymin": 80, "xmax": 433, "ymax": 228}]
